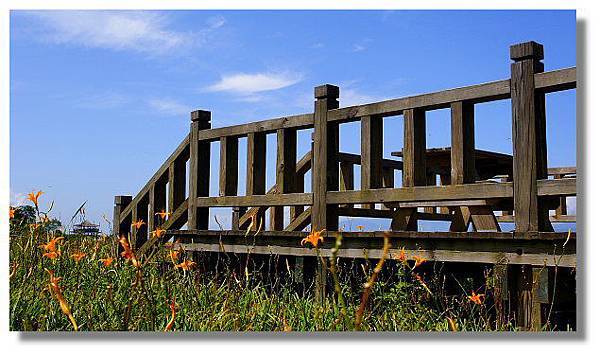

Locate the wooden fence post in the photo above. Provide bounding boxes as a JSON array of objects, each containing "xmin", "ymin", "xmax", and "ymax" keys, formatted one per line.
[
  {"xmin": 113, "ymin": 195, "xmax": 132, "ymax": 237},
  {"xmin": 188, "ymin": 110, "xmax": 211, "ymax": 230},
  {"xmin": 246, "ymin": 132, "xmax": 266, "ymax": 230},
  {"xmin": 391, "ymin": 108, "xmax": 426, "ymax": 230},
  {"xmin": 360, "ymin": 115, "xmax": 383, "ymax": 209},
  {"xmin": 509, "ymin": 41, "xmax": 551, "ymax": 330},
  {"xmin": 271, "ymin": 128, "xmax": 297, "ymax": 230},
  {"xmin": 312, "ymin": 84, "xmax": 339, "ymax": 301}
]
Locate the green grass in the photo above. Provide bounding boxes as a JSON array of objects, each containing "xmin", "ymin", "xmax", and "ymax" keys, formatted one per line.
[{"xmin": 10, "ymin": 212, "xmax": 517, "ymax": 332}]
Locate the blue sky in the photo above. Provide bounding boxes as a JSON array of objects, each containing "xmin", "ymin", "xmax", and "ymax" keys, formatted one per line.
[{"xmin": 10, "ymin": 10, "xmax": 576, "ymax": 232}]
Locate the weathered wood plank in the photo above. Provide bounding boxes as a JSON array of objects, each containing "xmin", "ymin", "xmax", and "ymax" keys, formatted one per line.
[
  {"xmin": 451, "ymin": 101, "xmax": 476, "ymax": 185},
  {"xmin": 327, "ymin": 182, "xmax": 513, "ymax": 205},
  {"xmin": 361, "ymin": 115, "xmax": 383, "ymax": 209},
  {"xmin": 188, "ymin": 110, "xmax": 211, "ymax": 230},
  {"xmin": 511, "ymin": 41, "xmax": 552, "ymax": 232},
  {"xmin": 246, "ymin": 132, "xmax": 266, "ymax": 230},
  {"xmin": 195, "ymin": 193, "xmax": 313, "ymax": 207},
  {"xmin": 537, "ymin": 178, "xmax": 576, "ymax": 196},
  {"xmin": 219, "ymin": 136, "xmax": 239, "ymax": 197},
  {"xmin": 113, "ymin": 195, "xmax": 132, "ymax": 237},
  {"xmin": 196, "ymin": 113, "xmax": 314, "ymax": 142},
  {"xmin": 271, "ymin": 128, "xmax": 297, "ymax": 230},
  {"xmin": 284, "ymin": 207, "xmax": 312, "ymax": 232},
  {"xmin": 312, "ymin": 84, "xmax": 340, "ymax": 232}
]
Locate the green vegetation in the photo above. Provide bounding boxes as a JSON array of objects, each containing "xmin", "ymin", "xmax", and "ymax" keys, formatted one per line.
[{"xmin": 9, "ymin": 195, "xmax": 519, "ymax": 332}]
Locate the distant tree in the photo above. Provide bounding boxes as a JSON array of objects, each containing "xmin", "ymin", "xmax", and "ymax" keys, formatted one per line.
[{"xmin": 11, "ymin": 205, "xmax": 36, "ymax": 226}]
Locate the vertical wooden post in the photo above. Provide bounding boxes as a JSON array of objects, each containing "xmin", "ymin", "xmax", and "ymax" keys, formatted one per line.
[
  {"xmin": 510, "ymin": 41, "xmax": 551, "ymax": 233},
  {"xmin": 360, "ymin": 115, "xmax": 383, "ymax": 209},
  {"xmin": 339, "ymin": 162, "xmax": 354, "ymax": 209},
  {"xmin": 391, "ymin": 108, "xmax": 426, "ymax": 231},
  {"xmin": 271, "ymin": 128, "xmax": 297, "ymax": 230},
  {"xmin": 148, "ymin": 178, "xmax": 167, "ymax": 233},
  {"xmin": 451, "ymin": 101, "xmax": 475, "ymax": 185},
  {"xmin": 381, "ymin": 167, "xmax": 396, "ymax": 210},
  {"xmin": 312, "ymin": 84, "xmax": 340, "ymax": 231},
  {"xmin": 188, "ymin": 110, "xmax": 211, "ymax": 230},
  {"xmin": 168, "ymin": 153, "xmax": 187, "ymax": 229},
  {"xmin": 133, "ymin": 196, "xmax": 149, "ymax": 248},
  {"xmin": 246, "ymin": 132, "xmax": 267, "ymax": 230},
  {"xmin": 312, "ymin": 84, "xmax": 339, "ymax": 302},
  {"xmin": 509, "ymin": 41, "xmax": 550, "ymax": 330},
  {"xmin": 113, "ymin": 195, "xmax": 132, "ymax": 237}
]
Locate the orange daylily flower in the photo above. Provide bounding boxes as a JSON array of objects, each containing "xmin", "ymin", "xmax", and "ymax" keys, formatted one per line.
[
  {"xmin": 175, "ymin": 259, "xmax": 196, "ymax": 271},
  {"xmin": 27, "ymin": 190, "xmax": 44, "ymax": 209},
  {"xmin": 99, "ymin": 257, "xmax": 114, "ymax": 267},
  {"xmin": 155, "ymin": 210, "xmax": 171, "ymax": 221},
  {"xmin": 131, "ymin": 219, "xmax": 145, "ymax": 229},
  {"xmin": 119, "ymin": 236, "xmax": 141, "ymax": 268},
  {"xmin": 9, "ymin": 208, "xmax": 15, "ymax": 219},
  {"xmin": 168, "ymin": 249, "xmax": 181, "ymax": 265},
  {"xmin": 45, "ymin": 269, "xmax": 78, "ymax": 331},
  {"xmin": 300, "ymin": 229, "xmax": 325, "ymax": 248},
  {"xmin": 43, "ymin": 250, "xmax": 61, "ymax": 259},
  {"xmin": 356, "ymin": 225, "xmax": 364, "ymax": 231},
  {"xmin": 40, "ymin": 236, "xmax": 64, "ymax": 253},
  {"xmin": 152, "ymin": 228, "xmax": 167, "ymax": 238},
  {"xmin": 467, "ymin": 291, "xmax": 485, "ymax": 305},
  {"xmin": 71, "ymin": 251, "xmax": 86, "ymax": 263},
  {"xmin": 395, "ymin": 247, "xmax": 407, "ymax": 262},
  {"xmin": 412, "ymin": 255, "xmax": 427, "ymax": 269},
  {"xmin": 164, "ymin": 297, "xmax": 177, "ymax": 331}
]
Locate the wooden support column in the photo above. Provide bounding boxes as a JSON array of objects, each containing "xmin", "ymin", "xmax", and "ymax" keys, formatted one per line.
[
  {"xmin": 113, "ymin": 195, "xmax": 132, "ymax": 237},
  {"xmin": 312, "ymin": 84, "xmax": 339, "ymax": 302},
  {"xmin": 381, "ymin": 167, "xmax": 396, "ymax": 210},
  {"xmin": 219, "ymin": 136, "xmax": 239, "ymax": 229},
  {"xmin": 271, "ymin": 128, "xmax": 297, "ymax": 230},
  {"xmin": 168, "ymin": 153, "xmax": 187, "ymax": 230},
  {"xmin": 133, "ymin": 196, "xmax": 149, "ymax": 248},
  {"xmin": 361, "ymin": 115, "xmax": 383, "ymax": 209},
  {"xmin": 510, "ymin": 41, "xmax": 552, "ymax": 233},
  {"xmin": 391, "ymin": 108, "xmax": 426, "ymax": 231},
  {"xmin": 188, "ymin": 110, "xmax": 211, "ymax": 230},
  {"xmin": 148, "ymin": 177, "xmax": 167, "ymax": 233},
  {"xmin": 554, "ymin": 174, "xmax": 567, "ymax": 217},
  {"xmin": 339, "ymin": 162, "xmax": 354, "ymax": 209},
  {"xmin": 509, "ymin": 41, "xmax": 551, "ymax": 331},
  {"xmin": 312, "ymin": 84, "xmax": 340, "ymax": 231},
  {"xmin": 246, "ymin": 132, "xmax": 266, "ymax": 230}
]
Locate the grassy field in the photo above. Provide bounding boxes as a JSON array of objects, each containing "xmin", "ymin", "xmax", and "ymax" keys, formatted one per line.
[{"xmin": 9, "ymin": 197, "xmax": 524, "ymax": 332}]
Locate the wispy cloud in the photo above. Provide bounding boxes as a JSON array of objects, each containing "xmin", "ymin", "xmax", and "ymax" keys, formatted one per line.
[
  {"xmin": 25, "ymin": 11, "xmax": 223, "ymax": 55},
  {"xmin": 205, "ymin": 71, "xmax": 303, "ymax": 96},
  {"xmin": 147, "ymin": 98, "xmax": 190, "ymax": 116},
  {"xmin": 352, "ymin": 38, "xmax": 372, "ymax": 53}
]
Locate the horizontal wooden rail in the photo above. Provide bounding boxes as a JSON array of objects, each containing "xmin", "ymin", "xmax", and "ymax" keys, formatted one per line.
[
  {"xmin": 195, "ymin": 192, "xmax": 313, "ymax": 207},
  {"xmin": 196, "ymin": 113, "xmax": 314, "ymax": 142},
  {"xmin": 537, "ymin": 178, "xmax": 577, "ymax": 196},
  {"xmin": 328, "ymin": 67, "xmax": 575, "ymax": 123},
  {"xmin": 326, "ymin": 182, "xmax": 514, "ymax": 205}
]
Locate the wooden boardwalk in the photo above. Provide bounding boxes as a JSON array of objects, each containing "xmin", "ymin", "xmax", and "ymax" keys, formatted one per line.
[{"xmin": 113, "ymin": 41, "xmax": 577, "ymax": 329}]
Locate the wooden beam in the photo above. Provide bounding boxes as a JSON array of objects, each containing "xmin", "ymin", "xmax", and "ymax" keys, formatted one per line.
[
  {"xmin": 361, "ymin": 115, "xmax": 383, "ymax": 209},
  {"xmin": 188, "ymin": 110, "xmax": 211, "ymax": 230},
  {"xmin": 327, "ymin": 182, "xmax": 513, "ymax": 205},
  {"xmin": 113, "ymin": 195, "xmax": 132, "ymax": 237},
  {"xmin": 246, "ymin": 132, "xmax": 267, "ymax": 230},
  {"xmin": 195, "ymin": 193, "xmax": 313, "ymax": 207},
  {"xmin": 510, "ymin": 41, "xmax": 552, "ymax": 232},
  {"xmin": 219, "ymin": 136, "xmax": 239, "ymax": 197},
  {"xmin": 339, "ymin": 161, "xmax": 354, "ymax": 208},
  {"xmin": 168, "ymin": 156, "xmax": 187, "ymax": 220},
  {"xmin": 403, "ymin": 108, "xmax": 427, "ymax": 188},
  {"xmin": 312, "ymin": 84, "xmax": 340, "ymax": 232},
  {"xmin": 451, "ymin": 101, "xmax": 476, "ymax": 185},
  {"xmin": 271, "ymin": 128, "xmax": 297, "ymax": 230}
]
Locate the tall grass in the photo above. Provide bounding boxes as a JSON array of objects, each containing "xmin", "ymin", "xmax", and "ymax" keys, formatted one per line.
[{"xmin": 9, "ymin": 199, "xmax": 523, "ymax": 332}]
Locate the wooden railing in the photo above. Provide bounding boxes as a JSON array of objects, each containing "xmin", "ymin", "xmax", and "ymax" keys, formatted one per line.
[{"xmin": 114, "ymin": 41, "xmax": 576, "ymax": 247}]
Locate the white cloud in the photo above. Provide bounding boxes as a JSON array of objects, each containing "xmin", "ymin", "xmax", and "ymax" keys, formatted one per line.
[
  {"xmin": 352, "ymin": 38, "xmax": 372, "ymax": 53},
  {"xmin": 205, "ymin": 71, "xmax": 303, "ymax": 95},
  {"xmin": 147, "ymin": 98, "xmax": 190, "ymax": 116},
  {"xmin": 340, "ymin": 88, "xmax": 383, "ymax": 107},
  {"xmin": 26, "ymin": 11, "xmax": 221, "ymax": 55}
]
